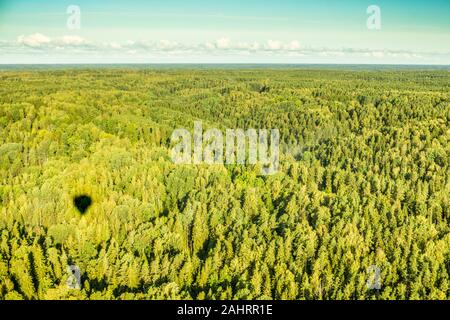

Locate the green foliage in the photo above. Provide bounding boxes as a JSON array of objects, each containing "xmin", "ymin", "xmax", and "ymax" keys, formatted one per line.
[{"xmin": 0, "ymin": 67, "xmax": 449, "ymax": 300}]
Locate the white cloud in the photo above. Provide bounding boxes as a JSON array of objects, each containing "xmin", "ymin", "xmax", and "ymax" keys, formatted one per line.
[
  {"xmin": 4, "ymin": 33, "xmax": 449, "ymax": 64},
  {"xmin": 205, "ymin": 42, "xmax": 216, "ymax": 50},
  {"xmin": 286, "ymin": 40, "xmax": 301, "ymax": 51},
  {"xmin": 109, "ymin": 42, "xmax": 122, "ymax": 49},
  {"xmin": 17, "ymin": 33, "xmax": 51, "ymax": 47},
  {"xmin": 216, "ymin": 37, "xmax": 231, "ymax": 49},
  {"xmin": 266, "ymin": 40, "xmax": 282, "ymax": 50},
  {"xmin": 247, "ymin": 41, "xmax": 261, "ymax": 51},
  {"xmin": 157, "ymin": 40, "xmax": 179, "ymax": 50},
  {"xmin": 60, "ymin": 35, "xmax": 85, "ymax": 46},
  {"xmin": 235, "ymin": 41, "xmax": 260, "ymax": 51},
  {"xmin": 371, "ymin": 51, "xmax": 384, "ymax": 58}
]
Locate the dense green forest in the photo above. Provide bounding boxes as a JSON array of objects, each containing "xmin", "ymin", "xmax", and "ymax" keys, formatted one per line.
[{"xmin": 0, "ymin": 67, "xmax": 449, "ymax": 300}]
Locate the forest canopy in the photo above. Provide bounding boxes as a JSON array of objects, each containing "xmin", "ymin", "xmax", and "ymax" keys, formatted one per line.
[{"xmin": 0, "ymin": 67, "xmax": 449, "ymax": 300}]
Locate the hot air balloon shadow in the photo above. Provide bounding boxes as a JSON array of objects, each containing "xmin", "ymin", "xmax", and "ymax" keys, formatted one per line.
[{"xmin": 73, "ymin": 195, "xmax": 92, "ymax": 215}]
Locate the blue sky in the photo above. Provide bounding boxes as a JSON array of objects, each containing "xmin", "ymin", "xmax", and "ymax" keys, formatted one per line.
[{"xmin": 0, "ymin": 0, "xmax": 449, "ymax": 64}]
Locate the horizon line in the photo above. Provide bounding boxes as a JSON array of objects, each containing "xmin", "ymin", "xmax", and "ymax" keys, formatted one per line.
[{"xmin": 1, "ymin": 62, "xmax": 449, "ymax": 67}]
